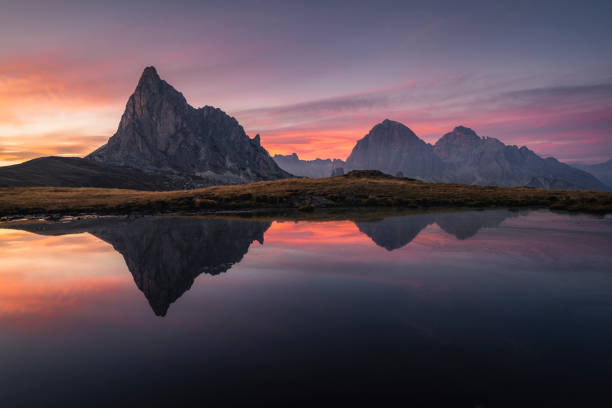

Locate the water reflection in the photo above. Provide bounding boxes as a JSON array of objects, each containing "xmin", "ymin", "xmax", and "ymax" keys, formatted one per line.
[
  {"xmin": 0, "ymin": 209, "xmax": 596, "ymax": 318},
  {"xmin": 9, "ymin": 217, "xmax": 270, "ymax": 316},
  {"xmin": 1, "ymin": 210, "xmax": 611, "ymax": 406},
  {"xmin": 2, "ymin": 210, "xmax": 526, "ymax": 316},
  {"xmin": 355, "ymin": 209, "xmax": 520, "ymax": 250}
]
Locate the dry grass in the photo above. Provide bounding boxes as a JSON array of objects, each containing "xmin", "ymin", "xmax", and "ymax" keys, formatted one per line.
[{"xmin": 1, "ymin": 171, "xmax": 611, "ymax": 217}]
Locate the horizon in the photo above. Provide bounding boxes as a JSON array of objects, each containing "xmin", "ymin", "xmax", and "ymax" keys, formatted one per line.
[{"xmin": 1, "ymin": 0, "xmax": 611, "ymax": 166}]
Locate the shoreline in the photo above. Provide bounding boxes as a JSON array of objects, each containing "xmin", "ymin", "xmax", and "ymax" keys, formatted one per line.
[
  {"xmin": 1, "ymin": 172, "xmax": 611, "ymax": 220},
  {"xmin": 1, "ymin": 207, "xmax": 607, "ymax": 231}
]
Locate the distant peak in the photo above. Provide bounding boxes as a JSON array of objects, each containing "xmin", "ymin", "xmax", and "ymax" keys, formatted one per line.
[
  {"xmin": 372, "ymin": 119, "xmax": 412, "ymax": 131},
  {"xmin": 453, "ymin": 126, "xmax": 478, "ymax": 136},
  {"xmin": 381, "ymin": 119, "xmax": 401, "ymax": 126},
  {"xmin": 367, "ymin": 119, "xmax": 418, "ymax": 140},
  {"xmin": 439, "ymin": 126, "xmax": 481, "ymax": 142}
]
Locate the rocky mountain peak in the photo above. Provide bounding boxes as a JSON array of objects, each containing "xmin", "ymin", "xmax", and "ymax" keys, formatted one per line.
[
  {"xmin": 87, "ymin": 66, "xmax": 290, "ymax": 183},
  {"xmin": 138, "ymin": 66, "xmax": 161, "ymax": 84},
  {"xmin": 344, "ymin": 120, "xmax": 445, "ymax": 181},
  {"xmin": 453, "ymin": 125, "xmax": 478, "ymax": 136},
  {"xmin": 437, "ymin": 126, "xmax": 482, "ymax": 147},
  {"xmin": 365, "ymin": 119, "xmax": 421, "ymax": 146}
]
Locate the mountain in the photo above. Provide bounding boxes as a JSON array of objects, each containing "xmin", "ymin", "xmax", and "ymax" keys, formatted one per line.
[
  {"xmin": 344, "ymin": 119, "xmax": 445, "ymax": 181},
  {"xmin": 434, "ymin": 126, "xmax": 608, "ymax": 190},
  {"xmin": 356, "ymin": 210, "xmax": 521, "ymax": 250},
  {"xmin": 273, "ymin": 153, "xmax": 345, "ymax": 178},
  {"xmin": 571, "ymin": 159, "xmax": 612, "ymax": 189},
  {"xmin": 356, "ymin": 214, "xmax": 435, "ymax": 251},
  {"xmin": 5, "ymin": 216, "xmax": 271, "ymax": 316},
  {"xmin": 0, "ymin": 156, "xmax": 218, "ymax": 190},
  {"xmin": 341, "ymin": 120, "xmax": 607, "ymax": 190},
  {"xmin": 434, "ymin": 210, "xmax": 519, "ymax": 240},
  {"xmin": 87, "ymin": 66, "xmax": 290, "ymax": 184}
]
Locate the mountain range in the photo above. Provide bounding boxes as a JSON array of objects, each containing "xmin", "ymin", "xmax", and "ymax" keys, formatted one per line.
[
  {"xmin": 0, "ymin": 66, "xmax": 609, "ymax": 191},
  {"xmin": 276, "ymin": 120, "xmax": 609, "ymax": 191},
  {"xmin": 273, "ymin": 153, "xmax": 345, "ymax": 178}
]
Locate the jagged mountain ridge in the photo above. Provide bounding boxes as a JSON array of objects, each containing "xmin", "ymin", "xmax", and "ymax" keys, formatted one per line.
[
  {"xmin": 343, "ymin": 120, "xmax": 607, "ymax": 190},
  {"xmin": 273, "ymin": 153, "xmax": 345, "ymax": 178},
  {"xmin": 87, "ymin": 66, "xmax": 290, "ymax": 184},
  {"xmin": 434, "ymin": 126, "xmax": 607, "ymax": 190}
]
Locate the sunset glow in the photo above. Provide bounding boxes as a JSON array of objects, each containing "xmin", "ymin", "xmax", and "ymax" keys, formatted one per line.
[{"xmin": 1, "ymin": 1, "xmax": 611, "ymax": 165}]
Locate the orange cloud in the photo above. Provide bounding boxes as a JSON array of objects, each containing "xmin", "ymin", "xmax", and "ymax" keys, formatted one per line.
[
  {"xmin": 0, "ymin": 133, "xmax": 108, "ymax": 165},
  {"xmin": 0, "ymin": 55, "xmax": 131, "ymax": 165}
]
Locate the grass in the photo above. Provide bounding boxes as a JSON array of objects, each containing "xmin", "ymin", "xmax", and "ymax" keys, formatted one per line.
[{"xmin": 1, "ymin": 170, "xmax": 611, "ymax": 218}]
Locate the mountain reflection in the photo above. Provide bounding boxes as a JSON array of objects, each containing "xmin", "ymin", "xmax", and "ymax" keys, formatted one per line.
[
  {"xmin": 355, "ymin": 209, "xmax": 520, "ymax": 250},
  {"xmin": 9, "ymin": 216, "xmax": 270, "ymax": 316},
  {"xmin": 356, "ymin": 214, "xmax": 436, "ymax": 251},
  {"xmin": 3, "ymin": 210, "xmax": 522, "ymax": 315},
  {"xmin": 90, "ymin": 217, "xmax": 271, "ymax": 316}
]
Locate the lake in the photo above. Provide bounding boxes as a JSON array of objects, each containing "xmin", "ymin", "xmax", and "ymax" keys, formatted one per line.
[{"xmin": 0, "ymin": 210, "xmax": 611, "ymax": 406}]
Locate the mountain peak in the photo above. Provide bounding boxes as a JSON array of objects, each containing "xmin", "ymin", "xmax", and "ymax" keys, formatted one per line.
[
  {"xmin": 136, "ymin": 66, "xmax": 163, "ymax": 89},
  {"xmin": 380, "ymin": 118, "xmax": 404, "ymax": 127},
  {"xmin": 436, "ymin": 126, "xmax": 482, "ymax": 148},
  {"xmin": 370, "ymin": 119, "xmax": 418, "ymax": 140},
  {"xmin": 345, "ymin": 119, "xmax": 444, "ymax": 180},
  {"xmin": 86, "ymin": 67, "xmax": 290, "ymax": 182},
  {"xmin": 453, "ymin": 125, "xmax": 478, "ymax": 136},
  {"xmin": 141, "ymin": 65, "xmax": 159, "ymax": 78}
]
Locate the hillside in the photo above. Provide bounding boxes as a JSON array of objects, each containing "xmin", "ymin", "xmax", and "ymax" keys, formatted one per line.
[
  {"xmin": 0, "ymin": 156, "xmax": 215, "ymax": 190},
  {"xmin": 1, "ymin": 170, "xmax": 610, "ymax": 218},
  {"xmin": 572, "ymin": 159, "xmax": 612, "ymax": 189}
]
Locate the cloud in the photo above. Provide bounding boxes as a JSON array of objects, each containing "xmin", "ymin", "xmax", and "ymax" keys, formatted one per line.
[
  {"xmin": 235, "ymin": 76, "xmax": 612, "ymax": 162},
  {"xmin": 0, "ymin": 134, "xmax": 107, "ymax": 165},
  {"xmin": 1, "ymin": 53, "xmax": 611, "ymax": 165},
  {"xmin": 505, "ymin": 82, "xmax": 612, "ymax": 103}
]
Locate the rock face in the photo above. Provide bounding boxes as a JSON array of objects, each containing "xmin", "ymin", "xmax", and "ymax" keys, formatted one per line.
[
  {"xmin": 273, "ymin": 153, "xmax": 345, "ymax": 178},
  {"xmin": 331, "ymin": 167, "xmax": 344, "ymax": 176},
  {"xmin": 434, "ymin": 126, "xmax": 608, "ymax": 190},
  {"xmin": 344, "ymin": 119, "xmax": 445, "ymax": 181},
  {"xmin": 571, "ymin": 159, "xmax": 612, "ymax": 189},
  {"xmin": 343, "ymin": 120, "xmax": 607, "ymax": 190},
  {"xmin": 87, "ymin": 66, "xmax": 290, "ymax": 184}
]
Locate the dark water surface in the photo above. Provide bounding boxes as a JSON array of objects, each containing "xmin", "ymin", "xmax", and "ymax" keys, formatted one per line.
[{"xmin": 0, "ymin": 210, "xmax": 611, "ymax": 406}]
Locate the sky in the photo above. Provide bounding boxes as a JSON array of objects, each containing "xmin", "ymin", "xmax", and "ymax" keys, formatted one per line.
[{"xmin": 1, "ymin": 0, "xmax": 611, "ymax": 165}]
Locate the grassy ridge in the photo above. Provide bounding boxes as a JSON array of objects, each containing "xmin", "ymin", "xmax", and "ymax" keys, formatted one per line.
[{"xmin": 1, "ymin": 171, "xmax": 611, "ymax": 217}]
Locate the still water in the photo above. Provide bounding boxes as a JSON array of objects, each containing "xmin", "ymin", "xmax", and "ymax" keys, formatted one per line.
[{"xmin": 0, "ymin": 210, "xmax": 611, "ymax": 406}]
